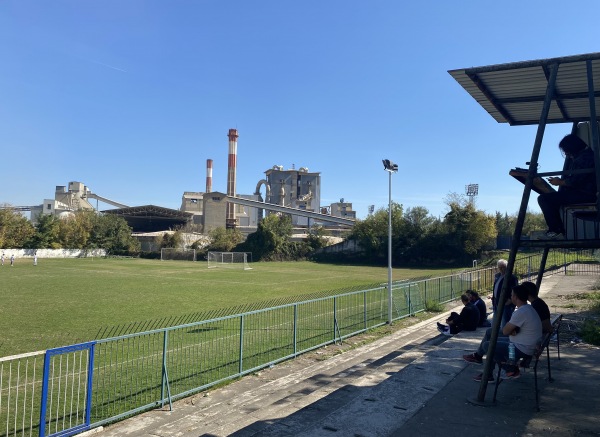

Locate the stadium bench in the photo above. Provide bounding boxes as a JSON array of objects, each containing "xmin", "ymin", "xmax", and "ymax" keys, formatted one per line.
[{"xmin": 492, "ymin": 314, "xmax": 563, "ymax": 411}]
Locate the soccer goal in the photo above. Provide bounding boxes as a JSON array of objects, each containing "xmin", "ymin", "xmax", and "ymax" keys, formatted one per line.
[
  {"xmin": 207, "ymin": 251, "xmax": 252, "ymax": 270},
  {"xmin": 161, "ymin": 248, "xmax": 197, "ymax": 261}
]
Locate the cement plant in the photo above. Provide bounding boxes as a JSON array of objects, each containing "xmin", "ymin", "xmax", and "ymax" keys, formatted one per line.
[{"xmin": 9, "ymin": 129, "xmax": 357, "ymax": 243}]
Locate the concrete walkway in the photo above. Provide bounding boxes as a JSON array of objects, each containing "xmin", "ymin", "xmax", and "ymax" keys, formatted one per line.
[{"xmin": 95, "ymin": 274, "xmax": 600, "ymax": 437}]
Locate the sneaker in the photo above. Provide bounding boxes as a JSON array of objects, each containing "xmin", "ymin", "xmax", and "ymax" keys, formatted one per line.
[
  {"xmin": 473, "ymin": 372, "xmax": 496, "ymax": 384},
  {"xmin": 437, "ymin": 323, "xmax": 447, "ymax": 334},
  {"xmin": 537, "ymin": 231, "xmax": 565, "ymax": 240},
  {"xmin": 500, "ymin": 367, "xmax": 521, "ymax": 380},
  {"xmin": 463, "ymin": 353, "xmax": 483, "ymax": 364},
  {"xmin": 441, "ymin": 328, "xmax": 453, "ymax": 336}
]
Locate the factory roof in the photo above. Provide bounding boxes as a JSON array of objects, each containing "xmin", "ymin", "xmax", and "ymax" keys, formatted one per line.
[{"xmin": 103, "ymin": 205, "xmax": 191, "ymax": 232}]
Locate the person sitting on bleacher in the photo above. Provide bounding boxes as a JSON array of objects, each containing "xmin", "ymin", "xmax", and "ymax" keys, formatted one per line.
[
  {"xmin": 436, "ymin": 294, "xmax": 479, "ymax": 336},
  {"xmin": 538, "ymin": 134, "xmax": 596, "ymax": 240},
  {"xmin": 464, "ymin": 284, "xmax": 542, "ymax": 381},
  {"xmin": 521, "ymin": 281, "xmax": 553, "ymax": 334},
  {"xmin": 466, "ymin": 289, "xmax": 490, "ymax": 327}
]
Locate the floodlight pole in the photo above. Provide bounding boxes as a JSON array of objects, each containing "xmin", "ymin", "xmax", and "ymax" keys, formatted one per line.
[{"xmin": 382, "ymin": 159, "xmax": 398, "ymax": 325}]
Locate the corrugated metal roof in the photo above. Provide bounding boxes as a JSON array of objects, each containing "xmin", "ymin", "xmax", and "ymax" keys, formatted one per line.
[{"xmin": 449, "ymin": 52, "xmax": 600, "ymax": 126}]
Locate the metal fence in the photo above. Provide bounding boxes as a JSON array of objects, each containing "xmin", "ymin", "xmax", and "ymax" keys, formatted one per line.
[{"xmin": 1, "ymin": 250, "xmax": 599, "ymax": 437}]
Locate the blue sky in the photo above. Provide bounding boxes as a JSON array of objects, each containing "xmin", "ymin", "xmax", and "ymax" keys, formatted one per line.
[{"xmin": 1, "ymin": 1, "xmax": 599, "ymax": 220}]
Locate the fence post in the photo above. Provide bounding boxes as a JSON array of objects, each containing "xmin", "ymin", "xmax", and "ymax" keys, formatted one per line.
[
  {"xmin": 39, "ymin": 352, "xmax": 51, "ymax": 437},
  {"xmin": 363, "ymin": 291, "xmax": 367, "ymax": 330},
  {"xmin": 469, "ymin": 272, "xmax": 473, "ymax": 290},
  {"xmin": 333, "ymin": 297, "xmax": 338, "ymax": 343},
  {"xmin": 160, "ymin": 330, "xmax": 172, "ymax": 410},
  {"xmin": 85, "ymin": 345, "xmax": 96, "ymax": 427},
  {"xmin": 293, "ymin": 304, "xmax": 298, "ymax": 357},
  {"xmin": 239, "ymin": 315, "xmax": 245, "ymax": 373}
]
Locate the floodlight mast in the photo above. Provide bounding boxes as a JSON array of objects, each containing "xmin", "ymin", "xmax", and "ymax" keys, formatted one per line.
[
  {"xmin": 382, "ymin": 159, "xmax": 398, "ymax": 325},
  {"xmin": 466, "ymin": 183, "xmax": 479, "ymax": 205}
]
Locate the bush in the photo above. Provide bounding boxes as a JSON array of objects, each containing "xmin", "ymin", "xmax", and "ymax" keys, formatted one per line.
[
  {"xmin": 138, "ymin": 251, "xmax": 161, "ymax": 260},
  {"xmin": 580, "ymin": 319, "xmax": 600, "ymax": 346},
  {"xmin": 425, "ymin": 300, "xmax": 445, "ymax": 312}
]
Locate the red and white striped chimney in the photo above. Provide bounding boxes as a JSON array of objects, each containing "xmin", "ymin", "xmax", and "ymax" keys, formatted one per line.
[
  {"xmin": 226, "ymin": 128, "xmax": 239, "ymax": 227},
  {"xmin": 206, "ymin": 159, "xmax": 213, "ymax": 193}
]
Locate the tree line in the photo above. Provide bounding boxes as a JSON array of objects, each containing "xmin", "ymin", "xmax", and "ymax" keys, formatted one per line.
[
  {"xmin": 334, "ymin": 197, "xmax": 546, "ymax": 265},
  {"xmin": 1, "ymin": 195, "xmax": 546, "ymax": 264},
  {"xmin": 0, "ymin": 208, "xmax": 140, "ymax": 253},
  {"xmin": 197, "ymin": 196, "xmax": 545, "ymax": 265}
]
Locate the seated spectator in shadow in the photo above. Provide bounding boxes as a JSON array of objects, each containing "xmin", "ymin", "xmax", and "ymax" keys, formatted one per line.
[
  {"xmin": 538, "ymin": 133, "xmax": 597, "ymax": 240},
  {"xmin": 466, "ymin": 289, "xmax": 490, "ymax": 327},
  {"xmin": 463, "ymin": 284, "xmax": 542, "ymax": 381},
  {"xmin": 437, "ymin": 294, "xmax": 479, "ymax": 336},
  {"xmin": 521, "ymin": 281, "xmax": 553, "ymax": 334}
]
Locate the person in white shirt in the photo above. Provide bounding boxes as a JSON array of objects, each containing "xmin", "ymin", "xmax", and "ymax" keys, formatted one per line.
[{"xmin": 465, "ymin": 284, "xmax": 542, "ymax": 380}]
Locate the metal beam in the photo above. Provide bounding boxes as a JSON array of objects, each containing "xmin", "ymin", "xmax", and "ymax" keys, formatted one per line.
[
  {"xmin": 227, "ymin": 196, "xmax": 355, "ymax": 227},
  {"xmin": 0, "ymin": 206, "xmax": 34, "ymax": 211},
  {"xmin": 476, "ymin": 62, "xmax": 559, "ymax": 403}
]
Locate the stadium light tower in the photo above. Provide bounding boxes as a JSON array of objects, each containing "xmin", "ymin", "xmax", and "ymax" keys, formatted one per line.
[
  {"xmin": 466, "ymin": 183, "xmax": 479, "ymax": 205},
  {"xmin": 382, "ymin": 159, "xmax": 398, "ymax": 325}
]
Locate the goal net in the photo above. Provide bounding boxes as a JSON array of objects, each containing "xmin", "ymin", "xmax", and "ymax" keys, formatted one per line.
[
  {"xmin": 207, "ymin": 251, "xmax": 252, "ymax": 270},
  {"xmin": 161, "ymin": 248, "xmax": 197, "ymax": 261}
]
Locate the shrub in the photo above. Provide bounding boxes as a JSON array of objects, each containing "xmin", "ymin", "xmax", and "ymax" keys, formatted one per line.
[
  {"xmin": 425, "ymin": 300, "xmax": 444, "ymax": 312},
  {"xmin": 580, "ymin": 319, "xmax": 600, "ymax": 346}
]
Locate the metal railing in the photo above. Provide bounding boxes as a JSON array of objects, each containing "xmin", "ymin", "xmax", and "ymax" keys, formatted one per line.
[{"xmin": 1, "ymin": 250, "xmax": 598, "ymax": 437}]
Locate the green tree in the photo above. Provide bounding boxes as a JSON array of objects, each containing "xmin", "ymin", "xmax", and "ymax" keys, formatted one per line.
[
  {"xmin": 57, "ymin": 210, "xmax": 95, "ymax": 248},
  {"xmin": 160, "ymin": 232, "xmax": 182, "ymax": 249},
  {"xmin": 522, "ymin": 211, "xmax": 547, "ymax": 235},
  {"xmin": 237, "ymin": 214, "xmax": 294, "ymax": 261},
  {"xmin": 207, "ymin": 227, "xmax": 243, "ymax": 252},
  {"xmin": 349, "ymin": 202, "xmax": 404, "ymax": 263},
  {"xmin": 495, "ymin": 211, "xmax": 513, "ymax": 236},
  {"xmin": 90, "ymin": 214, "xmax": 140, "ymax": 253},
  {"xmin": 27, "ymin": 214, "xmax": 61, "ymax": 248},
  {"xmin": 0, "ymin": 208, "xmax": 35, "ymax": 248},
  {"xmin": 494, "ymin": 210, "xmax": 546, "ymax": 237},
  {"xmin": 443, "ymin": 202, "xmax": 496, "ymax": 257},
  {"xmin": 305, "ymin": 225, "xmax": 328, "ymax": 250}
]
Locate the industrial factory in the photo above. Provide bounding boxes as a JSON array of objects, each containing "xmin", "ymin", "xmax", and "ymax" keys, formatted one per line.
[{"xmin": 23, "ymin": 129, "xmax": 356, "ymax": 236}]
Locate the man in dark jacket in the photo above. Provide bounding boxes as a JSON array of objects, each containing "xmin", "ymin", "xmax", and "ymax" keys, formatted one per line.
[
  {"xmin": 466, "ymin": 289, "xmax": 490, "ymax": 327},
  {"xmin": 437, "ymin": 294, "xmax": 479, "ymax": 336},
  {"xmin": 493, "ymin": 259, "xmax": 518, "ymax": 327}
]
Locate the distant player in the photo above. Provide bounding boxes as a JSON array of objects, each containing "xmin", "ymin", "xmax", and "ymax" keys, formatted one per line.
[
  {"xmin": 1, "ymin": 252, "xmax": 4, "ymax": 266},
  {"xmin": 10, "ymin": 254, "xmax": 15, "ymax": 266},
  {"xmin": 33, "ymin": 253, "xmax": 38, "ymax": 266}
]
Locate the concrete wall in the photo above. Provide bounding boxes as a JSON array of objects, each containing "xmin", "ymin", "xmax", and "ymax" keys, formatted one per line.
[
  {"xmin": 312, "ymin": 239, "xmax": 362, "ymax": 255},
  {"xmin": 0, "ymin": 248, "xmax": 106, "ymax": 259}
]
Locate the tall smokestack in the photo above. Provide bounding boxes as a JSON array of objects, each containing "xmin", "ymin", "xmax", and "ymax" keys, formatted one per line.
[
  {"xmin": 206, "ymin": 159, "xmax": 213, "ymax": 193},
  {"xmin": 226, "ymin": 128, "xmax": 239, "ymax": 228}
]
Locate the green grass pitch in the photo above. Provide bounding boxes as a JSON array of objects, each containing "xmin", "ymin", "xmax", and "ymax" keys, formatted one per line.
[{"xmin": 0, "ymin": 257, "xmax": 459, "ymax": 357}]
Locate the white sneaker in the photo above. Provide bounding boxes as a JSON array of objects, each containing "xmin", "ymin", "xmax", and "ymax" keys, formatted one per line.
[{"xmin": 441, "ymin": 328, "xmax": 453, "ymax": 336}]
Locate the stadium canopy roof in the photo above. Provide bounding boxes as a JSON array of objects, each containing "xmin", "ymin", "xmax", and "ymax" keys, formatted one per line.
[
  {"xmin": 102, "ymin": 205, "xmax": 192, "ymax": 233},
  {"xmin": 448, "ymin": 52, "xmax": 600, "ymax": 126}
]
